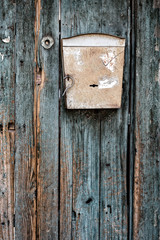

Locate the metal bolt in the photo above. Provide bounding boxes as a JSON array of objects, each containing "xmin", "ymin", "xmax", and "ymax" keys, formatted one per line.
[{"xmin": 41, "ymin": 36, "xmax": 54, "ymax": 49}]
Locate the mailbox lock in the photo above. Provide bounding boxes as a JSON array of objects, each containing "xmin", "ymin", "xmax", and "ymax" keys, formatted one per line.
[
  {"xmin": 62, "ymin": 75, "xmax": 75, "ymax": 96},
  {"xmin": 41, "ymin": 36, "xmax": 54, "ymax": 49}
]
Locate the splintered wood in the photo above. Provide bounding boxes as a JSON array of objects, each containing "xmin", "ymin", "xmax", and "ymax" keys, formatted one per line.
[{"xmin": 62, "ymin": 34, "xmax": 125, "ymax": 109}]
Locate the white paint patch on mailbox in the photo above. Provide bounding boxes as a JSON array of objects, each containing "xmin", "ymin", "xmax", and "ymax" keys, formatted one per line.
[
  {"xmin": 98, "ymin": 76, "xmax": 118, "ymax": 89},
  {"xmin": 64, "ymin": 48, "xmax": 84, "ymax": 66},
  {"xmin": 100, "ymin": 51, "xmax": 116, "ymax": 72}
]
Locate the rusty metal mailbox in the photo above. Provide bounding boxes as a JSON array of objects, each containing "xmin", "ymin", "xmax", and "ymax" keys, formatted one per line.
[{"xmin": 61, "ymin": 34, "xmax": 125, "ymax": 109}]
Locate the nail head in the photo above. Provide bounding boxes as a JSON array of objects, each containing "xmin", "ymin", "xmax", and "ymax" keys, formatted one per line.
[{"xmin": 41, "ymin": 36, "xmax": 54, "ymax": 49}]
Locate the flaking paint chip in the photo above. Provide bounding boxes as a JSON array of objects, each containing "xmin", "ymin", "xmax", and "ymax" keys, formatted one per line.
[
  {"xmin": 2, "ymin": 36, "xmax": 10, "ymax": 43},
  {"xmin": 62, "ymin": 34, "xmax": 125, "ymax": 109}
]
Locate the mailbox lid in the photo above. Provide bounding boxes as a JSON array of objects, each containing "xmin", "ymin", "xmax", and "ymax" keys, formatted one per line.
[
  {"xmin": 62, "ymin": 33, "xmax": 125, "ymax": 47},
  {"xmin": 62, "ymin": 34, "xmax": 125, "ymax": 109}
]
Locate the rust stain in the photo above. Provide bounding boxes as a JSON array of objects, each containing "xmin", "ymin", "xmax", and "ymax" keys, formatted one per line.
[
  {"xmin": 60, "ymin": 143, "xmax": 72, "ymax": 239},
  {"xmin": 133, "ymin": 113, "xmax": 142, "ymax": 240},
  {"xmin": 106, "ymin": 219, "xmax": 127, "ymax": 236},
  {"xmin": 100, "ymin": 50, "xmax": 124, "ymax": 73},
  {"xmin": 34, "ymin": 0, "xmax": 41, "ymax": 64},
  {"xmin": 105, "ymin": 189, "xmax": 123, "ymax": 198},
  {"xmin": 34, "ymin": 0, "xmax": 42, "ymax": 239},
  {"xmin": 153, "ymin": 0, "xmax": 160, "ymax": 8},
  {"xmin": 154, "ymin": 25, "xmax": 160, "ymax": 38},
  {"xmin": 0, "ymin": 126, "xmax": 14, "ymax": 240}
]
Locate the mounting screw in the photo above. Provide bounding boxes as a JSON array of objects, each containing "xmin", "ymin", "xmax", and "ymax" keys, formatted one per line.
[{"xmin": 41, "ymin": 36, "xmax": 54, "ymax": 49}]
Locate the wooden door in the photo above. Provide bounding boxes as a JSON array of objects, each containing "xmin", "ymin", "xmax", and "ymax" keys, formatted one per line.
[{"xmin": 0, "ymin": 0, "xmax": 159, "ymax": 239}]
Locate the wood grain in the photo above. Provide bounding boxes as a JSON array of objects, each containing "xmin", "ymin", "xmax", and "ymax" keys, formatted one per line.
[
  {"xmin": 15, "ymin": 1, "xmax": 36, "ymax": 239},
  {"xmin": 1, "ymin": 0, "xmax": 159, "ymax": 239},
  {"xmin": 36, "ymin": 0, "xmax": 59, "ymax": 239},
  {"xmin": 0, "ymin": 128, "xmax": 15, "ymax": 240},
  {"xmin": 0, "ymin": 1, "xmax": 15, "ymax": 124},
  {"xmin": 60, "ymin": 0, "xmax": 130, "ymax": 239},
  {"xmin": 133, "ymin": 0, "xmax": 160, "ymax": 239},
  {"xmin": 100, "ymin": 0, "xmax": 130, "ymax": 239},
  {"xmin": 60, "ymin": 1, "xmax": 102, "ymax": 239},
  {"xmin": 0, "ymin": 1, "xmax": 15, "ymax": 239}
]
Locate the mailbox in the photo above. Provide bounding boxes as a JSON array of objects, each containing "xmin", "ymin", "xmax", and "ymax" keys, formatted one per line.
[{"xmin": 61, "ymin": 34, "xmax": 125, "ymax": 109}]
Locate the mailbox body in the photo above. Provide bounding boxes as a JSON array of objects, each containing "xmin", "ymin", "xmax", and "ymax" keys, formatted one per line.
[{"xmin": 61, "ymin": 34, "xmax": 125, "ymax": 109}]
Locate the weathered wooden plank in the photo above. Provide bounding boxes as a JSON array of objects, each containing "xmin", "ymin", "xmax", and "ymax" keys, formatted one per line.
[
  {"xmin": 60, "ymin": 0, "xmax": 129, "ymax": 239},
  {"xmin": 0, "ymin": 127, "xmax": 15, "ymax": 240},
  {"xmin": 99, "ymin": 1, "xmax": 130, "ymax": 239},
  {"xmin": 36, "ymin": 0, "xmax": 59, "ymax": 239},
  {"xmin": 15, "ymin": 1, "xmax": 36, "ymax": 239},
  {"xmin": 0, "ymin": 1, "xmax": 15, "ymax": 239},
  {"xmin": 133, "ymin": 1, "xmax": 160, "ymax": 239},
  {"xmin": 60, "ymin": 1, "xmax": 102, "ymax": 239},
  {"xmin": 129, "ymin": 1, "xmax": 136, "ymax": 239},
  {"xmin": 71, "ymin": 115, "xmax": 100, "ymax": 240},
  {"xmin": 0, "ymin": 1, "xmax": 15, "ymax": 124},
  {"xmin": 60, "ymin": 109, "xmax": 100, "ymax": 240}
]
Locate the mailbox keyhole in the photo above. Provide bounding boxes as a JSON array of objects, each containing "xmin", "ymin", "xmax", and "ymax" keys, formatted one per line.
[{"xmin": 89, "ymin": 84, "xmax": 98, "ymax": 87}]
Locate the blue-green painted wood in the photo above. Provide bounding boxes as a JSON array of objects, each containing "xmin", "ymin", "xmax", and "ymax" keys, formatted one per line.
[
  {"xmin": 60, "ymin": 0, "xmax": 130, "ymax": 239},
  {"xmin": 100, "ymin": 1, "xmax": 130, "ymax": 239},
  {"xmin": 133, "ymin": 1, "xmax": 160, "ymax": 239},
  {"xmin": 36, "ymin": 0, "xmax": 59, "ymax": 238},
  {"xmin": 15, "ymin": 0, "xmax": 60, "ymax": 239},
  {"xmin": 0, "ymin": 1, "xmax": 16, "ymax": 239},
  {"xmin": 15, "ymin": 1, "xmax": 36, "ymax": 239},
  {"xmin": 60, "ymin": 1, "xmax": 102, "ymax": 239},
  {"xmin": 129, "ymin": 1, "xmax": 136, "ymax": 239},
  {"xmin": 1, "ymin": 1, "xmax": 159, "ymax": 239},
  {"xmin": 0, "ymin": 1, "xmax": 15, "ymax": 125}
]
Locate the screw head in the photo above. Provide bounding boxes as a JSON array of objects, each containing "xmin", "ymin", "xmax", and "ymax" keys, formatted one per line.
[{"xmin": 41, "ymin": 36, "xmax": 54, "ymax": 49}]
